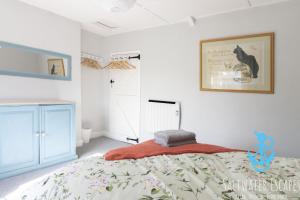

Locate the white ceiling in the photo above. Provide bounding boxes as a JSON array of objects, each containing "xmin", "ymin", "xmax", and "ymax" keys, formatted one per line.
[{"xmin": 19, "ymin": 0, "xmax": 289, "ymax": 36}]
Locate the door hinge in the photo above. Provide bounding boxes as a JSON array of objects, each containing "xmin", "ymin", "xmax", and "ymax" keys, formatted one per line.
[{"xmin": 126, "ymin": 137, "xmax": 139, "ymax": 143}]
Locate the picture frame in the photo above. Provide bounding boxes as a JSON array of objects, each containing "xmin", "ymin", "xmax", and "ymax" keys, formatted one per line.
[
  {"xmin": 48, "ymin": 58, "xmax": 65, "ymax": 77},
  {"xmin": 200, "ymin": 33, "xmax": 274, "ymax": 94}
]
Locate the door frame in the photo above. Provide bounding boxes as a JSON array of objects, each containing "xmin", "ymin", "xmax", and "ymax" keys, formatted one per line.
[{"xmin": 107, "ymin": 51, "xmax": 141, "ymax": 143}]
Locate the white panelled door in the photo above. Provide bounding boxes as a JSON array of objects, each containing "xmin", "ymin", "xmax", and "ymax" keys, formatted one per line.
[{"xmin": 108, "ymin": 56, "xmax": 140, "ymax": 144}]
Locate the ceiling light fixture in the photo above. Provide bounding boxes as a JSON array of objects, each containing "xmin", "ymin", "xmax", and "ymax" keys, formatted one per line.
[{"xmin": 101, "ymin": 0, "xmax": 137, "ymax": 12}]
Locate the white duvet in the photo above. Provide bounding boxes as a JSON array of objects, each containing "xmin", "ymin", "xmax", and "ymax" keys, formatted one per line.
[{"xmin": 5, "ymin": 152, "xmax": 300, "ymax": 200}]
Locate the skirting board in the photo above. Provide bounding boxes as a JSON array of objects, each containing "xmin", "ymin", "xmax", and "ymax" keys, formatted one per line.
[
  {"xmin": 76, "ymin": 130, "xmax": 107, "ymax": 147},
  {"xmin": 91, "ymin": 130, "xmax": 106, "ymax": 139},
  {"xmin": 102, "ymin": 131, "xmax": 138, "ymax": 144},
  {"xmin": 76, "ymin": 131, "xmax": 139, "ymax": 146}
]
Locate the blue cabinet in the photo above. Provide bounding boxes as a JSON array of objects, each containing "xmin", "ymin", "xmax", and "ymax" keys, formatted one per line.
[
  {"xmin": 0, "ymin": 106, "xmax": 39, "ymax": 176},
  {"xmin": 40, "ymin": 105, "xmax": 75, "ymax": 164},
  {"xmin": 0, "ymin": 104, "xmax": 77, "ymax": 179}
]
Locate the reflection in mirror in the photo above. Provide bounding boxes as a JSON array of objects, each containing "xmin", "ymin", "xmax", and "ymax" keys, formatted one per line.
[{"xmin": 0, "ymin": 41, "xmax": 71, "ymax": 80}]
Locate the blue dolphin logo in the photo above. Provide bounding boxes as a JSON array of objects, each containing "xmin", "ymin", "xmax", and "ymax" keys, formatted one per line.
[{"xmin": 248, "ymin": 132, "xmax": 275, "ymax": 173}]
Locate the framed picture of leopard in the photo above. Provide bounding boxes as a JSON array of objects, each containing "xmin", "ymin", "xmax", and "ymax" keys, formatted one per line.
[{"xmin": 200, "ymin": 33, "xmax": 274, "ymax": 94}]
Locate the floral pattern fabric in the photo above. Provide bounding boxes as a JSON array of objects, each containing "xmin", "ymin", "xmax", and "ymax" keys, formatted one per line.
[{"xmin": 13, "ymin": 152, "xmax": 300, "ymax": 200}]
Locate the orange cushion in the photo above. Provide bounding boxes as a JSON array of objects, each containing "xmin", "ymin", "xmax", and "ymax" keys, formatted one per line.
[{"xmin": 104, "ymin": 140, "xmax": 243, "ymax": 161}]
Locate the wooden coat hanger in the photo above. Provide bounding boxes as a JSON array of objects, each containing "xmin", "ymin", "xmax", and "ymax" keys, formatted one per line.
[
  {"xmin": 103, "ymin": 59, "xmax": 136, "ymax": 70},
  {"xmin": 120, "ymin": 60, "xmax": 136, "ymax": 69},
  {"xmin": 81, "ymin": 57, "xmax": 101, "ymax": 69}
]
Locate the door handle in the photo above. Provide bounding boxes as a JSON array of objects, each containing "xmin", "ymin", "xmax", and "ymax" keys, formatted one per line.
[{"xmin": 110, "ymin": 79, "xmax": 115, "ymax": 88}]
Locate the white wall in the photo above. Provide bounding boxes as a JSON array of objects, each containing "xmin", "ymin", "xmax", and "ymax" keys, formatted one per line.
[
  {"xmin": 0, "ymin": 0, "xmax": 82, "ymax": 145},
  {"xmin": 81, "ymin": 31, "xmax": 107, "ymax": 137},
  {"xmin": 82, "ymin": 0, "xmax": 300, "ymax": 157}
]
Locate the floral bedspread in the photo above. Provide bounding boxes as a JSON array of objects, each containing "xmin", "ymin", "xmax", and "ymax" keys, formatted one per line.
[{"xmin": 11, "ymin": 152, "xmax": 300, "ymax": 200}]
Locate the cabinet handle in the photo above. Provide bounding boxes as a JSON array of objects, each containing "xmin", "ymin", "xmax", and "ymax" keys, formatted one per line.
[
  {"xmin": 41, "ymin": 132, "xmax": 47, "ymax": 137},
  {"xmin": 35, "ymin": 133, "xmax": 40, "ymax": 137}
]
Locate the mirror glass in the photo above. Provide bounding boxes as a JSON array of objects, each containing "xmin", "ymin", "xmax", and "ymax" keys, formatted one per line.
[{"xmin": 0, "ymin": 41, "xmax": 71, "ymax": 80}]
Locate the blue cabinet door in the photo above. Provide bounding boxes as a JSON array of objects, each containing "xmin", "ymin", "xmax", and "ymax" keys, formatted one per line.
[
  {"xmin": 0, "ymin": 106, "xmax": 39, "ymax": 177},
  {"xmin": 40, "ymin": 105, "xmax": 75, "ymax": 164}
]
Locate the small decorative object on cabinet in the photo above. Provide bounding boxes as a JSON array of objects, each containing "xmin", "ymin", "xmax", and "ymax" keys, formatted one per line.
[{"xmin": 0, "ymin": 100, "xmax": 77, "ymax": 179}]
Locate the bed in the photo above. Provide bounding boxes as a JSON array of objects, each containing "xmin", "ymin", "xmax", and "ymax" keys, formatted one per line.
[{"xmin": 9, "ymin": 142, "xmax": 300, "ymax": 200}]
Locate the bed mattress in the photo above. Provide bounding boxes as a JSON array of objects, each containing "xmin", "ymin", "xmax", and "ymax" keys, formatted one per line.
[{"xmin": 8, "ymin": 152, "xmax": 300, "ymax": 200}]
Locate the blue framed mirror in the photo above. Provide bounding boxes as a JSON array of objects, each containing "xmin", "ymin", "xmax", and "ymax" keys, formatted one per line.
[{"xmin": 0, "ymin": 41, "xmax": 71, "ymax": 81}]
